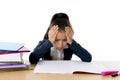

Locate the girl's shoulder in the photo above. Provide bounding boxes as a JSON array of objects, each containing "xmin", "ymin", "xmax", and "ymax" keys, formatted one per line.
[
  {"xmin": 38, "ymin": 39, "xmax": 53, "ymax": 46},
  {"xmin": 38, "ymin": 39, "xmax": 49, "ymax": 43}
]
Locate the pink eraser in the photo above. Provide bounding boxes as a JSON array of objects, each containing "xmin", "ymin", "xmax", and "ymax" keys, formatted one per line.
[{"xmin": 101, "ymin": 71, "xmax": 119, "ymax": 76}]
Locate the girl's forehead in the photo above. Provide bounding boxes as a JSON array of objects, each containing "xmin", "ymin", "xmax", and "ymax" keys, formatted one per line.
[
  {"xmin": 57, "ymin": 31, "xmax": 66, "ymax": 34},
  {"xmin": 56, "ymin": 32, "xmax": 66, "ymax": 39}
]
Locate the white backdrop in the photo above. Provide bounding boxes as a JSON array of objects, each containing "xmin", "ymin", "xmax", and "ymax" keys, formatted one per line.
[{"xmin": 0, "ymin": 0, "xmax": 120, "ymax": 61}]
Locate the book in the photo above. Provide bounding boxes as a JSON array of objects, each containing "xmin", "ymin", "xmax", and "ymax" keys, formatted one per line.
[
  {"xmin": 0, "ymin": 46, "xmax": 30, "ymax": 54},
  {"xmin": 0, "ymin": 42, "xmax": 30, "ymax": 71},
  {"xmin": 0, "ymin": 42, "xmax": 24, "ymax": 52},
  {"xmin": 0, "ymin": 53, "xmax": 23, "ymax": 63},
  {"xmin": 0, "ymin": 63, "xmax": 29, "ymax": 70},
  {"xmin": 34, "ymin": 60, "xmax": 109, "ymax": 74}
]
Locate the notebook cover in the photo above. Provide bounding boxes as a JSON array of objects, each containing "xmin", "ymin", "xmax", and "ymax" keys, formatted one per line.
[
  {"xmin": 0, "ymin": 64, "xmax": 29, "ymax": 70},
  {"xmin": 0, "ymin": 46, "xmax": 30, "ymax": 54},
  {"xmin": 0, "ymin": 42, "xmax": 24, "ymax": 52}
]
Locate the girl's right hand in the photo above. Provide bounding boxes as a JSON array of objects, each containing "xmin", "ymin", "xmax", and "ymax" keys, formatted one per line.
[{"xmin": 48, "ymin": 25, "xmax": 58, "ymax": 45}]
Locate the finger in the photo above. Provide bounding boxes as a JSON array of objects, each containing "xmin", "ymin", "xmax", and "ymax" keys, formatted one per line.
[
  {"xmin": 67, "ymin": 27, "xmax": 74, "ymax": 36},
  {"xmin": 50, "ymin": 25, "xmax": 58, "ymax": 33},
  {"xmin": 48, "ymin": 29, "xmax": 58, "ymax": 44},
  {"xmin": 67, "ymin": 32, "xmax": 72, "ymax": 39},
  {"xmin": 65, "ymin": 28, "xmax": 73, "ymax": 37},
  {"xmin": 66, "ymin": 32, "xmax": 73, "ymax": 44},
  {"xmin": 65, "ymin": 29, "xmax": 72, "ymax": 39},
  {"xmin": 50, "ymin": 25, "xmax": 57, "ymax": 30}
]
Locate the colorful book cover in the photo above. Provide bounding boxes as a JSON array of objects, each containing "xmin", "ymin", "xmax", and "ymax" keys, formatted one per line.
[
  {"xmin": 0, "ymin": 42, "xmax": 24, "ymax": 52},
  {"xmin": 0, "ymin": 46, "xmax": 30, "ymax": 54}
]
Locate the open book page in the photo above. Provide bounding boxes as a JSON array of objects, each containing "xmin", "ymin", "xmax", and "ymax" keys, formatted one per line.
[{"xmin": 34, "ymin": 60, "xmax": 108, "ymax": 74}]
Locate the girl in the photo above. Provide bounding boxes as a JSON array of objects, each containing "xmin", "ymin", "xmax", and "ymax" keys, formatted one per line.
[{"xmin": 29, "ymin": 13, "xmax": 92, "ymax": 64}]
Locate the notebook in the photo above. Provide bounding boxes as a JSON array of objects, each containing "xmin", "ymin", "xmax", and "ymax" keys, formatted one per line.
[
  {"xmin": 0, "ymin": 42, "xmax": 24, "ymax": 52},
  {"xmin": 0, "ymin": 64, "xmax": 29, "ymax": 70},
  {"xmin": 0, "ymin": 53, "xmax": 23, "ymax": 63},
  {"xmin": 34, "ymin": 60, "xmax": 109, "ymax": 74},
  {"xmin": 0, "ymin": 46, "xmax": 30, "ymax": 54}
]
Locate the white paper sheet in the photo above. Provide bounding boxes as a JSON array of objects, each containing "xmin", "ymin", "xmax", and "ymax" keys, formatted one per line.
[{"xmin": 34, "ymin": 60, "xmax": 108, "ymax": 74}]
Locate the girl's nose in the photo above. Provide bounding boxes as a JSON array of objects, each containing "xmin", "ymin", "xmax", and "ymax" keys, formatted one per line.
[{"xmin": 58, "ymin": 42, "xmax": 63, "ymax": 50}]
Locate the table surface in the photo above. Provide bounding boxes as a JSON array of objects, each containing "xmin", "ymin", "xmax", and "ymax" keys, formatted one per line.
[{"xmin": 0, "ymin": 61, "xmax": 120, "ymax": 80}]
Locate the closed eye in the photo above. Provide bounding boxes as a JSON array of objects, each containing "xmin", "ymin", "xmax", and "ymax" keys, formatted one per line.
[
  {"xmin": 63, "ymin": 39, "xmax": 67, "ymax": 42},
  {"xmin": 55, "ymin": 39, "xmax": 59, "ymax": 42}
]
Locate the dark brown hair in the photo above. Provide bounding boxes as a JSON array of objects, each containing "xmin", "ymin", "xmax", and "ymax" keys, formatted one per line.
[{"xmin": 43, "ymin": 13, "xmax": 73, "ymax": 39}]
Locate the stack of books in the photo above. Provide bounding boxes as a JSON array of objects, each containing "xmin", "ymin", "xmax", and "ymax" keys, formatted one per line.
[{"xmin": 0, "ymin": 42, "xmax": 30, "ymax": 71}]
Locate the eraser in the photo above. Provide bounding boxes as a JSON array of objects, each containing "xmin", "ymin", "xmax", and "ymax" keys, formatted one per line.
[{"xmin": 101, "ymin": 71, "xmax": 119, "ymax": 76}]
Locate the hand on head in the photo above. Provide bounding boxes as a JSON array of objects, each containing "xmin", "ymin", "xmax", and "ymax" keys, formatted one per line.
[
  {"xmin": 48, "ymin": 25, "xmax": 74, "ymax": 46},
  {"xmin": 48, "ymin": 25, "xmax": 58, "ymax": 45},
  {"xmin": 65, "ymin": 27, "xmax": 74, "ymax": 44}
]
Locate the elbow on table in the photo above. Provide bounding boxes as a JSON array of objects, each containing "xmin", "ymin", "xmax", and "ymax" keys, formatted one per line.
[
  {"xmin": 29, "ymin": 53, "xmax": 39, "ymax": 64},
  {"xmin": 82, "ymin": 55, "xmax": 92, "ymax": 62}
]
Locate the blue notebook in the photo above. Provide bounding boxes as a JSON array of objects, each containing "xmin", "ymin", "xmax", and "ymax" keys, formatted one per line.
[
  {"xmin": 0, "ymin": 46, "xmax": 30, "ymax": 54},
  {"xmin": 0, "ymin": 42, "xmax": 24, "ymax": 52}
]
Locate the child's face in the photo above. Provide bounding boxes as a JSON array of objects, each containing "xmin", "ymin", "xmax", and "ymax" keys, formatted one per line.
[{"xmin": 54, "ymin": 31, "xmax": 67, "ymax": 50}]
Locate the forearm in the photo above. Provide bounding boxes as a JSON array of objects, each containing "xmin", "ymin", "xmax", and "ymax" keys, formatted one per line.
[
  {"xmin": 69, "ymin": 40, "xmax": 92, "ymax": 62},
  {"xmin": 29, "ymin": 40, "xmax": 53, "ymax": 64}
]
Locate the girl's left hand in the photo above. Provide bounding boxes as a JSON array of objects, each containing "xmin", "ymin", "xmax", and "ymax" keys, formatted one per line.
[{"xmin": 65, "ymin": 27, "xmax": 74, "ymax": 44}]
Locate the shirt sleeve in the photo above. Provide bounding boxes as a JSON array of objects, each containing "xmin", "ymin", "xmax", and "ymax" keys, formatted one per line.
[
  {"xmin": 29, "ymin": 39, "xmax": 53, "ymax": 64},
  {"xmin": 68, "ymin": 40, "xmax": 92, "ymax": 62}
]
